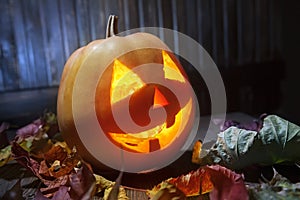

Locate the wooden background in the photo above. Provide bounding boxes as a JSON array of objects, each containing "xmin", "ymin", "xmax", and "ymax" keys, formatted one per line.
[{"xmin": 0, "ymin": 0, "xmax": 284, "ymax": 123}]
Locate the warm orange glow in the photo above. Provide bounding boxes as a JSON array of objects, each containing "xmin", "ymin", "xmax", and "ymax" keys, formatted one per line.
[
  {"xmin": 162, "ymin": 50, "xmax": 185, "ymax": 83},
  {"xmin": 107, "ymin": 53, "xmax": 192, "ymax": 153},
  {"xmin": 153, "ymin": 87, "xmax": 169, "ymax": 108},
  {"xmin": 111, "ymin": 59, "xmax": 145, "ymax": 104}
]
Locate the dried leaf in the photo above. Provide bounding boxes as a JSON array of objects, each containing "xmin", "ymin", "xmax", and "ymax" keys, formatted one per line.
[
  {"xmin": 29, "ymin": 135, "xmax": 53, "ymax": 158},
  {"xmin": 149, "ymin": 168, "xmax": 213, "ymax": 198},
  {"xmin": 39, "ymin": 160, "xmax": 51, "ymax": 178},
  {"xmin": 44, "ymin": 145, "xmax": 67, "ymax": 164},
  {"xmin": 149, "ymin": 182, "xmax": 186, "ymax": 200},
  {"xmin": 103, "ymin": 186, "xmax": 129, "ymax": 200},
  {"xmin": 194, "ymin": 115, "xmax": 300, "ymax": 170},
  {"xmin": 40, "ymin": 175, "xmax": 69, "ymax": 196},
  {"xmin": 0, "ymin": 145, "xmax": 12, "ymax": 167},
  {"xmin": 11, "ymin": 142, "xmax": 42, "ymax": 180},
  {"xmin": 36, "ymin": 185, "xmax": 71, "ymax": 200},
  {"xmin": 16, "ymin": 119, "xmax": 43, "ymax": 141},
  {"xmin": 94, "ymin": 174, "xmax": 114, "ymax": 193},
  {"xmin": 94, "ymin": 173, "xmax": 129, "ymax": 200},
  {"xmin": 168, "ymin": 168, "xmax": 213, "ymax": 196},
  {"xmin": 48, "ymin": 150, "xmax": 80, "ymax": 178},
  {"xmin": 247, "ymin": 171, "xmax": 300, "ymax": 199},
  {"xmin": 69, "ymin": 162, "xmax": 96, "ymax": 200},
  {"xmin": 51, "ymin": 186, "xmax": 71, "ymax": 200},
  {"xmin": 204, "ymin": 165, "xmax": 248, "ymax": 200},
  {"xmin": 151, "ymin": 182, "xmax": 186, "ymax": 200},
  {"xmin": 41, "ymin": 112, "xmax": 60, "ymax": 139}
]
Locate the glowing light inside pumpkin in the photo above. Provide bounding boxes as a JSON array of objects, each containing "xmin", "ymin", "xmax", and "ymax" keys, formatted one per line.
[
  {"xmin": 109, "ymin": 51, "xmax": 192, "ymax": 153},
  {"xmin": 111, "ymin": 59, "xmax": 145, "ymax": 104},
  {"xmin": 162, "ymin": 50, "xmax": 185, "ymax": 83},
  {"xmin": 153, "ymin": 86, "xmax": 169, "ymax": 108}
]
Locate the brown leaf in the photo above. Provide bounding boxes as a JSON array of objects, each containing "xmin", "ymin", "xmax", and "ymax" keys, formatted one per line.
[
  {"xmin": 48, "ymin": 150, "xmax": 80, "ymax": 178},
  {"xmin": 168, "ymin": 168, "xmax": 213, "ymax": 196},
  {"xmin": 44, "ymin": 145, "xmax": 68, "ymax": 164},
  {"xmin": 30, "ymin": 136, "xmax": 53, "ymax": 158},
  {"xmin": 11, "ymin": 142, "xmax": 42, "ymax": 180},
  {"xmin": 204, "ymin": 165, "xmax": 249, "ymax": 200},
  {"xmin": 69, "ymin": 162, "xmax": 96, "ymax": 200},
  {"xmin": 40, "ymin": 175, "xmax": 69, "ymax": 197},
  {"xmin": 150, "ymin": 167, "xmax": 213, "ymax": 198},
  {"xmin": 39, "ymin": 160, "xmax": 51, "ymax": 178},
  {"xmin": 36, "ymin": 185, "xmax": 71, "ymax": 200},
  {"xmin": 0, "ymin": 145, "xmax": 12, "ymax": 167}
]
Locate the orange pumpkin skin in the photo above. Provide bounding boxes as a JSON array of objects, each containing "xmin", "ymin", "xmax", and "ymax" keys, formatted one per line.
[{"xmin": 57, "ymin": 17, "xmax": 193, "ymax": 171}]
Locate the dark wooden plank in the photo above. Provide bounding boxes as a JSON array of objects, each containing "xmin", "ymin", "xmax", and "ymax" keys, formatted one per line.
[
  {"xmin": 254, "ymin": 0, "xmax": 270, "ymax": 62},
  {"xmin": 88, "ymin": 0, "xmax": 106, "ymax": 40},
  {"xmin": 161, "ymin": 0, "xmax": 173, "ymax": 29},
  {"xmin": 10, "ymin": 0, "xmax": 31, "ymax": 89},
  {"xmin": 212, "ymin": 0, "xmax": 224, "ymax": 66},
  {"xmin": 269, "ymin": 0, "xmax": 282, "ymax": 60},
  {"xmin": 38, "ymin": 0, "xmax": 65, "ymax": 86},
  {"xmin": 142, "ymin": 0, "xmax": 159, "ymax": 27},
  {"xmin": 157, "ymin": 0, "xmax": 174, "ymax": 49},
  {"xmin": 21, "ymin": 0, "xmax": 49, "ymax": 88},
  {"xmin": 75, "ymin": 0, "xmax": 91, "ymax": 46},
  {"xmin": 156, "ymin": 0, "xmax": 165, "ymax": 40},
  {"xmin": 272, "ymin": 0, "xmax": 283, "ymax": 58},
  {"xmin": 171, "ymin": 0, "xmax": 179, "ymax": 53},
  {"xmin": 237, "ymin": 0, "xmax": 255, "ymax": 64},
  {"xmin": 198, "ymin": 0, "xmax": 213, "ymax": 58},
  {"xmin": 122, "ymin": 0, "xmax": 139, "ymax": 30},
  {"xmin": 0, "ymin": 0, "xmax": 19, "ymax": 91},
  {"xmin": 185, "ymin": 0, "xmax": 198, "ymax": 41},
  {"xmin": 59, "ymin": 0, "xmax": 79, "ymax": 60},
  {"xmin": 222, "ymin": 0, "xmax": 237, "ymax": 67},
  {"xmin": 137, "ymin": 0, "xmax": 145, "ymax": 30}
]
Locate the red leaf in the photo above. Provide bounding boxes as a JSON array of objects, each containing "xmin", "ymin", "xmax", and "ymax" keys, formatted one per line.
[
  {"xmin": 204, "ymin": 165, "xmax": 249, "ymax": 200},
  {"xmin": 11, "ymin": 142, "xmax": 41, "ymax": 179},
  {"xmin": 168, "ymin": 168, "xmax": 213, "ymax": 196}
]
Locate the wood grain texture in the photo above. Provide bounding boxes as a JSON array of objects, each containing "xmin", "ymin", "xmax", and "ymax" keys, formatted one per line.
[{"xmin": 0, "ymin": 0, "xmax": 283, "ymax": 104}]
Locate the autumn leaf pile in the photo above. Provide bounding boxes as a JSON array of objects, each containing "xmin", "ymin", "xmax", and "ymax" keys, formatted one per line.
[
  {"xmin": 0, "ymin": 113, "xmax": 128, "ymax": 200},
  {"xmin": 1, "ymin": 113, "xmax": 300, "ymax": 199}
]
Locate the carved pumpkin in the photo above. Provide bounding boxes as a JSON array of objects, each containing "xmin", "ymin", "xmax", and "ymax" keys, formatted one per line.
[{"xmin": 57, "ymin": 16, "xmax": 196, "ymax": 172}]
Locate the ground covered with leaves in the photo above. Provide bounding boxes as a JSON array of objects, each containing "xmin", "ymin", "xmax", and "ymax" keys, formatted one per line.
[{"xmin": 0, "ymin": 113, "xmax": 300, "ymax": 199}]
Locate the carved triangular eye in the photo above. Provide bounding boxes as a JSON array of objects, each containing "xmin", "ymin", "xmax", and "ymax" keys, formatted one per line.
[
  {"xmin": 111, "ymin": 59, "xmax": 145, "ymax": 104},
  {"xmin": 162, "ymin": 50, "xmax": 185, "ymax": 83}
]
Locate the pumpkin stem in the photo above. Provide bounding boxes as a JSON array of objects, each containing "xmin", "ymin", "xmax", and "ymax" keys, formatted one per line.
[{"xmin": 106, "ymin": 15, "xmax": 118, "ymax": 38}]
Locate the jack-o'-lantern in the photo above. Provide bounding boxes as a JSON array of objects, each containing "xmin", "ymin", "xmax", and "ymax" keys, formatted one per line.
[{"xmin": 57, "ymin": 15, "xmax": 197, "ymax": 172}]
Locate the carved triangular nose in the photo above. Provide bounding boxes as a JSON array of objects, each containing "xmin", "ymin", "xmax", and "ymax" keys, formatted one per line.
[{"xmin": 153, "ymin": 86, "xmax": 169, "ymax": 108}]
